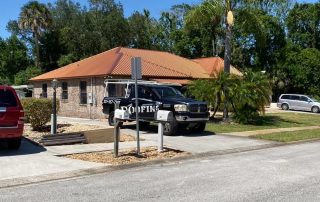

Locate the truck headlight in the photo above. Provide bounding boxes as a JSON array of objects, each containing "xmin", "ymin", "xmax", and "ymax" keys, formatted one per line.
[{"xmin": 174, "ymin": 104, "xmax": 188, "ymax": 112}]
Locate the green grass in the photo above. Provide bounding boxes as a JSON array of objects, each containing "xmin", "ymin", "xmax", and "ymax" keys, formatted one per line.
[
  {"xmin": 254, "ymin": 129, "xmax": 320, "ymax": 142},
  {"xmin": 206, "ymin": 112, "xmax": 320, "ymax": 133}
]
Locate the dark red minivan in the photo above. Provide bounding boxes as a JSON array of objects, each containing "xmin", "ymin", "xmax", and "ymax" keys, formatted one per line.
[{"xmin": 0, "ymin": 85, "xmax": 24, "ymax": 150}]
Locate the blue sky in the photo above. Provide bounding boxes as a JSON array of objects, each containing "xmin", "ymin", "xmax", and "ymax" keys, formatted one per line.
[{"xmin": 0, "ymin": 0, "xmax": 318, "ymax": 39}]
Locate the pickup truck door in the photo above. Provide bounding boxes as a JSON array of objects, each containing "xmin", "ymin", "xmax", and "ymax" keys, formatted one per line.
[{"xmin": 128, "ymin": 86, "xmax": 159, "ymax": 121}]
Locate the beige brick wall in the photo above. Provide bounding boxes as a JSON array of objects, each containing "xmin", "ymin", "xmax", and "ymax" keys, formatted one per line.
[{"xmin": 32, "ymin": 77, "xmax": 106, "ymax": 119}]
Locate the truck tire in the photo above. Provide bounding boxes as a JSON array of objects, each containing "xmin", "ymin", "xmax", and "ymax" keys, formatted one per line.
[
  {"xmin": 163, "ymin": 119, "xmax": 177, "ymax": 136},
  {"xmin": 8, "ymin": 138, "xmax": 21, "ymax": 150},
  {"xmin": 108, "ymin": 111, "xmax": 115, "ymax": 126},
  {"xmin": 189, "ymin": 122, "xmax": 206, "ymax": 133}
]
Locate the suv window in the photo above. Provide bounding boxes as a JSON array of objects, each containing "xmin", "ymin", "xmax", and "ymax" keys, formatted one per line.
[
  {"xmin": 0, "ymin": 89, "xmax": 17, "ymax": 107},
  {"xmin": 281, "ymin": 95, "xmax": 291, "ymax": 100}
]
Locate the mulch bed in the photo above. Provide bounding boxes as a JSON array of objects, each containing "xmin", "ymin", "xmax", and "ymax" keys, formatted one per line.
[{"xmin": 65, "ymin": 147, "xmax": 189, "ymax": 165}]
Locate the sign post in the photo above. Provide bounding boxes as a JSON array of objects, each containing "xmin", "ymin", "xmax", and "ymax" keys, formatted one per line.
[{"xmin": 131, "ymin": 57, "xmax": 142, "ymax": 155}]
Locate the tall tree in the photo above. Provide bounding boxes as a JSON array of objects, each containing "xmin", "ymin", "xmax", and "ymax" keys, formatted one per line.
[
  {"xmin": 18, "ymin": 1, "xmax": 52, "ymax": 68},
  {"xmin": 287, "ymin": 3, "xmax": 320, "ymax": 49}
]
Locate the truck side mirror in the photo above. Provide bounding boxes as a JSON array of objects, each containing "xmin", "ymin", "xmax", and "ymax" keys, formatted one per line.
[{"xmin": 155, "ymin": 110, "xmax": 173, "ymax": 122}]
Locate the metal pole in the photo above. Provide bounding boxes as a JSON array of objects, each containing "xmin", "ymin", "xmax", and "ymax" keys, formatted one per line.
[
  {"xmin": 158, "ymin": 122, "xmax": 164, "ymax": 152},
  {"xmin": 52, "ymin": 87, "xmax": 57, "ymax": 134},
  {"xmin": 135, "ymin": 61, "xmax": 140, "ymax": 155},
  {"xmin": 113, "ymin": 121, "xmax": 120, "ymax": 158}
]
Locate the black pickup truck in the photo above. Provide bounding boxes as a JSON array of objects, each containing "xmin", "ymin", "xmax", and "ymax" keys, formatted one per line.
[{"xmin": 102, "ymin": 82, "xmax": 209, "ymax": 136}]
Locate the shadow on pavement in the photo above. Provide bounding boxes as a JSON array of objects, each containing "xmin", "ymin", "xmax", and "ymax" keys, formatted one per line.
[
  {"xmin": 122, "ymin": 123, "xmax": 216, "ymax": 137},
  {"xmin": 0, "ymin": 138, "xmax": 46, "ymax": 156}
]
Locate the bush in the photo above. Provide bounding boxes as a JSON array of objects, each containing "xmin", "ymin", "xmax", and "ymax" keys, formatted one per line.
[{"xmin": 21, "ymin": 98, "xmax": 60, "ymax": 131}]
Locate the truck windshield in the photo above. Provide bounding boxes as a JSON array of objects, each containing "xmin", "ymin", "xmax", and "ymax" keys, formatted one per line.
[{"xmin": 153, "ymin": 86, "xmax": 184, "ymax": 99}]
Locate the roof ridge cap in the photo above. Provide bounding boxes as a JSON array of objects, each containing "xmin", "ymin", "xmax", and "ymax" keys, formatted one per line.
[{"xmin": 120, "ymin": 52, "xmax": 192, "ymax": 78}]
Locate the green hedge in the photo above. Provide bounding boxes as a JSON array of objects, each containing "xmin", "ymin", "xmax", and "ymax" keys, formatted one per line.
[{"xmin": 21, "ymin": 98, "xmax": 60, "ymax": 131}]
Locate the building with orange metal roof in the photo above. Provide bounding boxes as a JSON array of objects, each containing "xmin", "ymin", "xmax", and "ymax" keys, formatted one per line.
[{"xmin": 31, "ymin": 47, "xmax": 241, "ymax": 119}]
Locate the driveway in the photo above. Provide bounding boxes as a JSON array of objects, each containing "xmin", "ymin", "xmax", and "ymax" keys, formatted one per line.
[{"xmin": 0, "ymin": 139, "xmax": 104, "ymax": 183}]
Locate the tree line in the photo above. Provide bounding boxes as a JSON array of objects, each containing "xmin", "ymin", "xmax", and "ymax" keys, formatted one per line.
[{"xmin": 0, "ymin": 0, "xmax": 320, "ymax": 99}]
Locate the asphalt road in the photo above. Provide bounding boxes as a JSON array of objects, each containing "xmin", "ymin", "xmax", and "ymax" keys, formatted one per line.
[{"xmin": 1, "ymin": 141, "xmax": 320, "ymax": 202}]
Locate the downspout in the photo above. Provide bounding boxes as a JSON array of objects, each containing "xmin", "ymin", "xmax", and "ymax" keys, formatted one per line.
[{"xmin": 90, "ymin": 77, "xmax": 93, "ymax": 119}]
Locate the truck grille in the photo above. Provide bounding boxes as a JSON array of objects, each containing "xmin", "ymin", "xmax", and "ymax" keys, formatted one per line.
[{"xmin": 189, "ymin": 104, "xmax": 207, "ymax": 113}]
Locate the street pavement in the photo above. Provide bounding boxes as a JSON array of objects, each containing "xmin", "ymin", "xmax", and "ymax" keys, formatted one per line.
[{"xmin": 1, "ymin": 141, "xmax": 320, "ymax": 202}]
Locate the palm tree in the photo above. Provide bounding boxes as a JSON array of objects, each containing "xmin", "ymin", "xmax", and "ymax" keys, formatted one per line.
[{"xmin": 18, "ymin": 1, "xmax": 52, "ymax": 68}]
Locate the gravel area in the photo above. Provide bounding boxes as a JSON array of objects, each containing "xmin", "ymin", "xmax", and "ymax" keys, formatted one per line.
[{"xmin": 65, "ymin": 147, "xmax": 189, "ymax": 165}]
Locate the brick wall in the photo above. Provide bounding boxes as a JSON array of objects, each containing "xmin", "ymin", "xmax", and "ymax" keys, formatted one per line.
[{"xmin": 32, "ymin": 77, "xmax": 106, "ymax": 119}]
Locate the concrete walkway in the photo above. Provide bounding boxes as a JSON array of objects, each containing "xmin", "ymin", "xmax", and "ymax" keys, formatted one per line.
[{"xmin": 223, "ymin": 126, "xmax": 320, "ymax": 137}]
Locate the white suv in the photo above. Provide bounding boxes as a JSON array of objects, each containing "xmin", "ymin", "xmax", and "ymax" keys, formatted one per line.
[{"xmin": 277, "ymin": 94, "xmax": 320, "ymax": 113}]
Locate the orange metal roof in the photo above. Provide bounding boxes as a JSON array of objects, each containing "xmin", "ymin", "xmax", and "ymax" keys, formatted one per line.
[
  {"xmin": 192, "ymin": 57, "xmax": 242, "ymax": 77},
  {"xmin": 31, "ymin": 47, "xmax": 210, "ymax": 81}
]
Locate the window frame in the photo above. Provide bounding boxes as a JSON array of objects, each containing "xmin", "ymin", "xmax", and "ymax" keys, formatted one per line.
[
  {"xmin": 41, "ymin": 83, "xmax": 47, "ymax": 98},
  {"xmin": 79, "ymin": 81, "xmax": 87, "ymax": 104},
  {"xmin": 61, "ymin": 82, "xmax": 68, "ymax": 100}
]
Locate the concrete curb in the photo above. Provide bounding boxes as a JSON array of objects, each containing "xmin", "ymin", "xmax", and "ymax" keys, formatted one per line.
[{"xmin": 1, "ymin": 139, "xmax": 320, "ymax": 189}]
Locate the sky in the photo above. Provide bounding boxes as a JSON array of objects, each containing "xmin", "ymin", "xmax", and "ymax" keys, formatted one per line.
[{"xmin": 0, "ymin": 0, "xmax": 318, "ymax": 39}]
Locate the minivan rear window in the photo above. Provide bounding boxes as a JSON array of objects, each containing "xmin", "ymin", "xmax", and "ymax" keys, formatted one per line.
[{"xmin": 0, "ymin": 89, "xmax": 17, "ymax": 107}]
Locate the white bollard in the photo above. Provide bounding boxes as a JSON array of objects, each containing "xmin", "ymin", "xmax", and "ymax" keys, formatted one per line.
[{"xmin": 158, "ymin": 122, "xmax": 164, "ymax": 152}]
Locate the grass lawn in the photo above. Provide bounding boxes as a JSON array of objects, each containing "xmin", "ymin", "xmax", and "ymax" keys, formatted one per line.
[
  {"xmin": 206, "ymin": 112, "xmax": 320, "ymax": 133},
  {"xmin": 253, "ymin": 129, "xmax": 320, "ymax": 142}
]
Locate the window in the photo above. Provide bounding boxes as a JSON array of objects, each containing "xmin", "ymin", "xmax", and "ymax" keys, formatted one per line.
[
  {"xmin": 291, "ymin": 95, "xmax": 300, "ymax": 100},
  {"xmin": 61, "ymin": 82, "xmax": 68, "ymax": 100},
  {"xmin": 41, "ymin": 84, "xmax": 47, "ymax": 98},
  {"xmin": 138, "ymin": 86, "xmax": 154, "ymax": 99},
  {"xmin": 300, "ymin": 96, "xmax": 309, "ymax": 102},
  {"xmin": 281, "ymin": 95, "xmax": 291, "ymax": 100},
  {"xmin": 0, "ymin": 89, "xmax": 17, "ymax": 107},
  {"xmin": 107, "ymin": 84, "xmax": 126, "ymax": 97},
  {"xmin": 80, "ymin": 81, "xmax": 87, "ymax": 104}
]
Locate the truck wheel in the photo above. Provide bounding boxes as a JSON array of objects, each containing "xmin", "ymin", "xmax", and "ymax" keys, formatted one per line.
[
  {"xmin": 108, "ymin": 111, "xmax": 115, "ymax": 126},
  {"xmin": 189, "ymin": 122, "xmax": 206, "ymax": 133},
  {"xmin": 163, "ymin": 119, "xmax": 177, "ymax": 136},
  {"xmin": 8, "ymin": 138, "xmax": 21, "ymax": 150}
]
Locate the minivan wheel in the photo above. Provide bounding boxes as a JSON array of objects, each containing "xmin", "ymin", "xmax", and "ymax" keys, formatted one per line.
[
  {"xmin": 312, "ymin": 106, "xmax": 320, "ymax": 113},
  {"xmin": 281, "ymin": 103, "xmax": 289, "ymax": 110},
  {"xmin": 8, "ymin": 138, "xmax": 21, "ymax": 150}
]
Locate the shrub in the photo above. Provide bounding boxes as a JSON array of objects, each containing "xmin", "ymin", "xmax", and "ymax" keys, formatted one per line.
[{"xmin": 21, "ymin": 98, "xmax": 60, "ymax": 131}]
